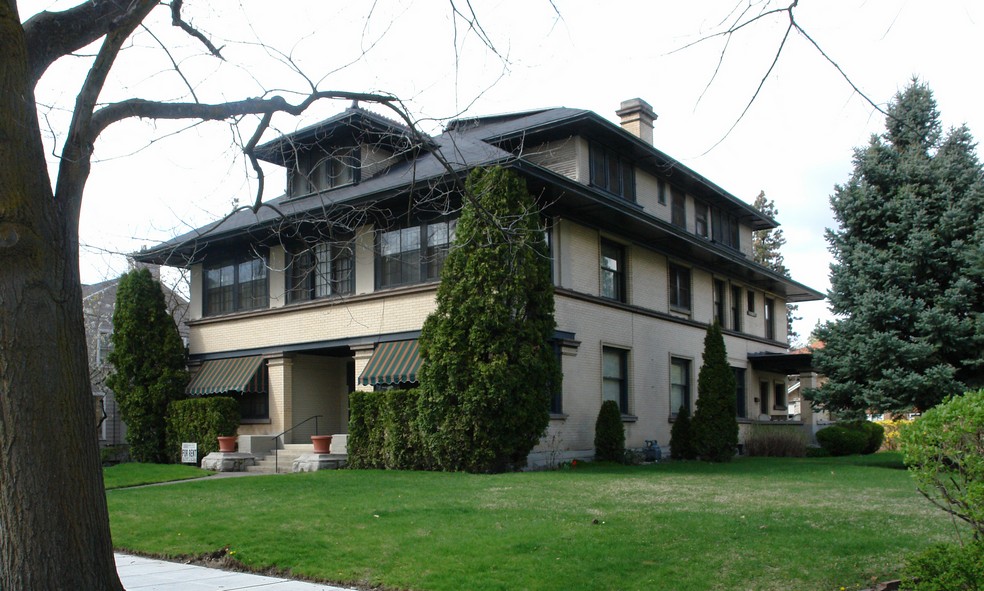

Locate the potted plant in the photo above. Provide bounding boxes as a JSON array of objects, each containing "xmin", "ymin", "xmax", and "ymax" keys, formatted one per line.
[
  {"xmin": 217, "ymin": 435, "xmax": 237, "ymax": 453},
  {"xmin": 311, "ymin": 435, "xmax": 332, "ymax": 454}
]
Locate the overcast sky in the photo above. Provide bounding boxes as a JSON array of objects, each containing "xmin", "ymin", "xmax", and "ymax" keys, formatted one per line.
[{"xmin": 27, "ymin": 1, "xmax": 983, "ymax": 343}]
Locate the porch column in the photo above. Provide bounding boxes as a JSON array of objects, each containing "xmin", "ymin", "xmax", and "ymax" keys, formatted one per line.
[
  {"xmin": 266, "ymin": 355, "xmax": 294, "ymax": 441},
  {"xmin": 351, "ymin": 344, "xmax": 376, "ymax": 393}
]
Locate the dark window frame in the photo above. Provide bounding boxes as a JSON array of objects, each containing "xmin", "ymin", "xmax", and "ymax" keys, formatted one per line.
[
  {"xmin": 376, "ymin": 218, "xmax": 457, "ymax": 289},
  {"xmin": 288, "ymin": 145, "xmax": 361, "ymax": 198},
  {"xmin": 774, "ymin": 382, "xmax": 788, "ymax": 410},
  {"xmin": 765, "ymin": 297, "xmax": 776, "ymax": 340},
  {"xmin": 731, "ymin": 285, "xmax": 743, "ymax": 332},
  {"xmin": 733, "ymin": 367, "xmax": 747, "ymax": 419},
  {"xmin": 747, "ymin": 289, "xmax": 756, "ymax": 315},
  {"xmin": 695, "ymin": 201, "xmax": 709, "ymax": 238},
  {"xmin": 670, "ymin": 356, "xmax": 692, "ymax": 416},
  {"xmin": 713, "ymin": 279, "xmax": 727, "ymax": 327},
  {"xmin": 287, "ymin": 240, "xmax": 355, "ymax": 303},
  {"xmin": 204, "ymin": 253, "xmax": 269, "ymax": 316},
  {"xmin": 549, "ymin": 342, "xmax": 563, "ymax": 415},
  {"xmin": 589, "ymin": 142, "xmax": 636, "ymax": 201},
  {"xmin": 600, "ymin": 239, "xmax": 627, "ymax": 302},
  {"xmin": 671, "ymin": 187, "xmax": 686, "ymax": 228},
  {"xmin": 669, "ymin": 263, "xmax": 692, "ymax": 312},
  {"xmin": 759, "ymin": 381, "xmax": 770, "ymax": 415}
]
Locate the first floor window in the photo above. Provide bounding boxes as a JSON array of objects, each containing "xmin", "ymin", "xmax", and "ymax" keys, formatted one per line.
[
  {"xmin": 670, "ymin": 357, "xmax": 691, "ymax": 415},
  {"xmin": 759, "ymin": 381, "xmax": 770, "ymax": 415},
  {"xmin": 288, "ymin": 241, "xmax": 354, "ymax": 303},
  {"xmin": 669, "ymin": 264, "xmax": 691, "ymax": 312},
  {"xmin": 237, "ymin": 391, "xmax": 269, "ymax": 420},
  {"xmin": 733, "ymin": 367, "xmax": 747, "ymax": 418},
  {"xmin": 205, "ymin": 254, "xmax": 269, "ymax": 316},
  {"xmin": 602, "ymin": 347, "xmax": 629, "ymax": 414}
]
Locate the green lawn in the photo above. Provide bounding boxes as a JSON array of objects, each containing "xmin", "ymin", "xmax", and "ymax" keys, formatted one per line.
[
  {"xmin": 107, "ymin": 454, "xmax": 961, "ymax": 591},
  {"xmin": 103, "ymin": 463, "xmax": 212, "ymax": 490}
]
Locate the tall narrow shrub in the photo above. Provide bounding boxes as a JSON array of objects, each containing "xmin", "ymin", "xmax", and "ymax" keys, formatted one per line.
[
  {"xmin": 691, "ymin": 322, "xmax": 739, "ymax": 462},
  {"xmin": 594, "ymin": 400, "xmax": 625, "ymax": 462},
  {"xmin": 106, "ymin": 269, "xmax": 188, "ymax": 463},
  {"xmin": 669, "ymin": 404, "xmax": 696, "ymax": 460},
  {"xmin": 417, "ymin": 166, "xmax": 560, "ymax": 473}
]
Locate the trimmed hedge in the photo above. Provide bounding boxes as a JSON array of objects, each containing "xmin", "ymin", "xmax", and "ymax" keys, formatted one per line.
[
  {"xmin": 165, "ymin": 397, "xmax": 239, "ymax": 465},
  {"xmin": 842, "ymin": 420, "xmax": 885, "ymax": 454},
  {"xmin": 743, "ymin": 425, "xmax": 807, "ymax": 457},
  {"xmin": 669, "ymin": 405, "xmax": 696, "ymax": 460},
  {"xmin": 815, "ymin": 424, "xmax": 868, "ymax": 456},
  {"xmin": 594, "ymin": 400, "xmax": 625, "ymax": 463},
  {"xmin": 348, "ymin": 389, "xmax": 430, "ymax": 470}
]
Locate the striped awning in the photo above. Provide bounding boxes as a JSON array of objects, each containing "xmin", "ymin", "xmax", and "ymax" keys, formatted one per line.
[
  {"xmin": 358, "ymin": 340, "xmax": 422, "ymax": 386},
  {"xmin": 187, "ymin": 356, "xmax": 267, "ymax": 396}
]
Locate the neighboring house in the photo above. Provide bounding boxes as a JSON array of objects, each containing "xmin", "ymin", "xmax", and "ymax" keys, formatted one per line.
[
  {"xmin": 84, "ymin": 262, "xmax": 189, "ymax": 448},
  {"xmin": 134, "ymin": 98, "xmax": 823, "ymax": 464}
]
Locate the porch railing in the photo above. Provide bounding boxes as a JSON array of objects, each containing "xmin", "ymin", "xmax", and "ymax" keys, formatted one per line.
[{"xmin": 270, "ymin": 414, "xmax": 323, "ymax": 474}]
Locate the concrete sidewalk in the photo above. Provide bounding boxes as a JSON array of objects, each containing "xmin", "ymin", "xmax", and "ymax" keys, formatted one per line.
[{"xmin": 116, "ymin": 553, "xmax": 358, "ymax": 590}]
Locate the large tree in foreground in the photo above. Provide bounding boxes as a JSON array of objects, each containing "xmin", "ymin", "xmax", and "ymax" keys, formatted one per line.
[
  {"xmin": 0, "ymin": 2, "xmax": 437, "ymax": 588},
  {"xmin": 106, "ymin": 268, "xmax": 188, "ymax": 463},
  {"xmin": 810, "ymin": 81, "xmax": 984, "ymax": 415},
  {"xmin": 417, "ymin": 166, "xmax": 560, "ymax": 473}
]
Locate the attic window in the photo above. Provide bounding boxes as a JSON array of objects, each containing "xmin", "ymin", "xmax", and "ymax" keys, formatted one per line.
[
  {"xmin": 589, "ymin": 142, "xmax": 635, "ymax": 201},
  {"xmin": 289, "ymin": 146, "xmax": 359, "ymax": 197}
]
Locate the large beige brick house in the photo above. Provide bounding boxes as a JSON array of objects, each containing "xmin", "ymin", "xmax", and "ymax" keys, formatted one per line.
[{"xmin": 136, "ymin": 98, "xmax": 823, "ymax": 464}]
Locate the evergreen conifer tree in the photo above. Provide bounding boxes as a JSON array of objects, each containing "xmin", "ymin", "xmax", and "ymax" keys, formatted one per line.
[
  {"xmin": 594, "ymin": 400, "xmax": 626, "ymax": 463},
  {"xmin": 810, "ymin": 81, "xmax": 984, "ymax": 414},
  {"xmin": 691, "ymin": 322, "xmax": 739, "ymax": 462},
  {"xmin": 669, "ymin": 404, "xmax": 696, "ymax": 460},
  {"xmin": 106, "ymin": 269, "xmax": 188, "ymax": 463},
  {"xmin": 417, "ymin": 166, "xmax": 561, "ymax": 472}
]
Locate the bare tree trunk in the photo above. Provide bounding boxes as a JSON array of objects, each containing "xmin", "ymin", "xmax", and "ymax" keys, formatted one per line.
[{"xmin": 0, "ymin": 5, "xmax": 123, "ymax": 589}]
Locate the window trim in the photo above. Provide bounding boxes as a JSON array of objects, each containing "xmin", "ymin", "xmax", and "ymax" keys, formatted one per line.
[
  {"xmin": 746, "ymin": 289, "xmax": 756, "ymax": 315},
  {"xmin": 670, "ymin": 186, "xmax": 686, "ymax": 228},
  {"xmin": 774, "ymin": 382, "xmax": 788, "ymax": 411},
  {"xmin": 288, "ymin": 145, "xmax": 360, "ymax": 198},
  {"xmin": 733, "ymin": 367, "xmax": 747, "ymax": 419},
  {"xmin": 713, "ymin": 279, "xmax": 727, "ymax": 328},
  {"xmin": 695, "ymin": 201, "xmax": 709, "ymax": 238}
]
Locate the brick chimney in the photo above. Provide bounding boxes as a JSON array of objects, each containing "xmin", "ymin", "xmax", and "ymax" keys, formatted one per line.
[{"xmin": 616, "ymin": 98, "xmax": 657, "ymax": 145}]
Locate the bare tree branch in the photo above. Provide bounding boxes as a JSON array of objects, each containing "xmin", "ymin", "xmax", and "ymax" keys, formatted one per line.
[{"xmin": 169, "ymin": 0, "xmax": 224, "ymax": 59}]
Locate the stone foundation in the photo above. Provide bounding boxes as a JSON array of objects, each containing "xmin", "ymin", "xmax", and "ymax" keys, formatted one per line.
[
  {"xmin": 201, "ymin": 451, "xmax": 256, "ymax": 472},
  {"xmin": 292, "ymin": 453, "xmax": 346, "ymax": 472}
]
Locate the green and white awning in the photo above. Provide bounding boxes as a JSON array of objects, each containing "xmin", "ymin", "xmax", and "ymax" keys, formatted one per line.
[
  {"xmin": 358, "ymin": 340, "xmax": 422, "ymax": 386},
  {"xmin": 187, "ymin": 356, "xmax": 267, "ymax": 396}
]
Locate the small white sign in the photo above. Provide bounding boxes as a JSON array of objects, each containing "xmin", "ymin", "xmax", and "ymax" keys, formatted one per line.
[{"xmin": 181, "ymin": 442, "xmax": 198, "ymax": 464}]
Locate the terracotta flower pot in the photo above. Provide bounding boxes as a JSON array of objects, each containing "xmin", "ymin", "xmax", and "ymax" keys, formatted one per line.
[
  {"xmin": 217, "ymin": 436, "xmax": 237, "ymax": 453},
  {"xmin": 311, "ymin": 435, "xmax": 332, "ymax": 454}
]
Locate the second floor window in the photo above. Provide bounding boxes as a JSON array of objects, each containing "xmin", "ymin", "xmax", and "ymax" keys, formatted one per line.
[
  {"xmin": 600, "ymin": 239, "xmax": 626, "ymax": 302},
  {"xmin": 287, "ymin": 241, "xmax": 354, "ymax": 303},
  {"xmin": 765, "ymin": 297, "xmax": 776, "ymax": 340},
  {"xmin": 204, "ymin": 254, "xmax": 268, "ymax": 316},
  {"xmin": 589, "ymin": 142, "xmax": 635, "ymax": 201},
  {"xmin": 731, "ymin": 285, "xmax": 743, "ymax": 331},
  {"xmin": 713, "ymin": 279, "xmax": 726, "ymax": 327},
  {"xmin": 668, "ymin": 263, "xmax": 691, "ymax": 312},
  {"xmin": 377, "ymin": 219, "xmax": 456, "ymax": 289}
]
